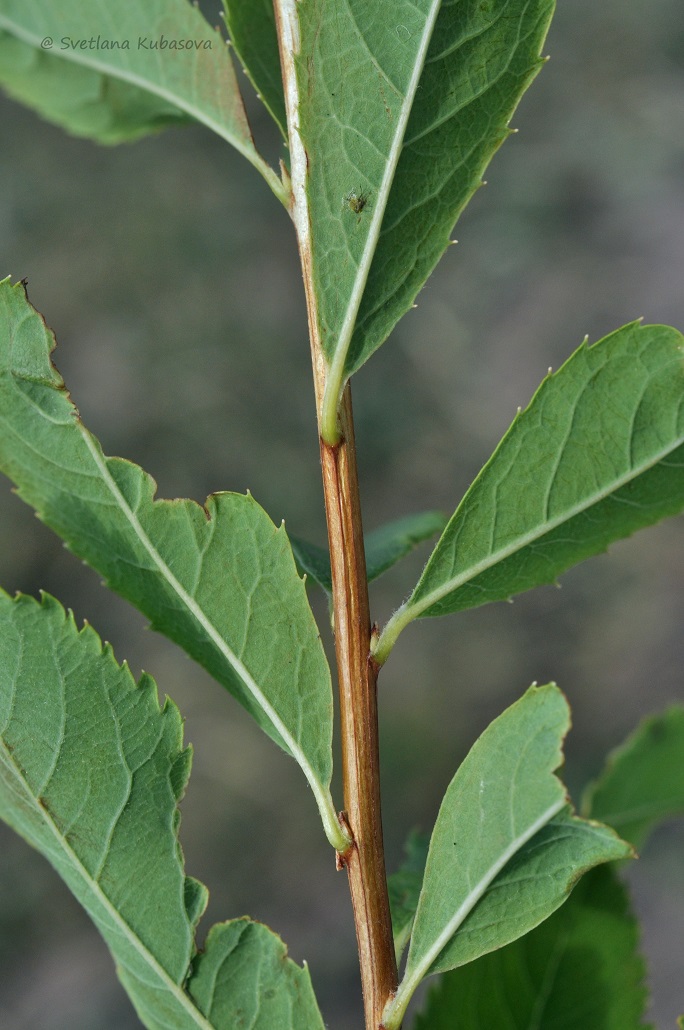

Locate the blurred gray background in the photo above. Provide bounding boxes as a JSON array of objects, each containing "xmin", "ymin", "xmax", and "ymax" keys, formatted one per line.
[{"xmin": 1, "ymin": 0, "xmax": 683, "ymax": 1026}]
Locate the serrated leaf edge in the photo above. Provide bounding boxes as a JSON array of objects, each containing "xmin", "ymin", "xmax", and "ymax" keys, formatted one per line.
[
  {"xmin": 373, "ymin": 324, "xmax": 684, "ymax": 663},
  {"xmin": 221, "ymin": 1, "xmax": 287, "ymax": 140},
  {"xmin": 75, "ymin": 428, "xmax": 347, "ymax": 851},
  {"xmin": 581, "ymin": 705, "xmax": 684, "ymax": 836},
  {"xmin": 0, "ymin": 276, "xmax": 347, "ymax": 852},
  {"xmin": 0, "ymin": 592, "xmax": 215, "ymax": 1030},
  {"xmin": 316, "ymin": 0, "xmax": 443, "ymax": 442},
  {"xmin": 383, "ymin": 796, "xmax": 567, "ymax": 1029},
  {"xmin": 275, "ymin": 0, "xmax": 443, "ymax": 442},
  {"xmin": 0, "ymin": 13, "xmax": 287, "ymax": 205}
]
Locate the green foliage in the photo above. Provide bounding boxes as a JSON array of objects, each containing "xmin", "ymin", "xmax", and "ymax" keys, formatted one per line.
[
  {"xmin": 374, "ymin": 321, "xmax": 684, "ymax": 663},
  {"xmin": 363, "ymin": 511, "xmax": 448, "ymax": 584},
  {"xmin": 0, "ymin": 0, "xmax": 286, "ymax": 200},
  {"xmin": 382, "ymin": 685, "xmax": 630, "ymax": 1029},
  {"xmin": 414, "ymin": 866, "xmax": 652, "ymax": 1030},
  {"xmin": 0, "ymin": 0, "xmax": 243, "ymax": 138},
  {"xmin": 295, "ymin": 0, "xmax": 555, "ymax": 434},
  {"xmin": 290, "ymin": 536, "xmax": 337, "ymax": 595},
  {"xmin": 583, "ymin": 706, "xmax": 684, "ymax": 851},
  {"xmin": 0, "ymin": 29, "xmax": 188, "ymax": 143},
  {"xmin": 0, "ymin": 590, "xmax": 324, "ymax": 1029},
  {"xmin": 388, "ymin": 830, "xmax": 430, "ymax": 963},
  {"xmin": 187, "ymin": 920, "xmax": 325, "ymax": 1030},
  {"xmin": 0, "ymin": 1, "xmax": 682, "ymax": 1026},
  {"xmin": 410, "ymin": 705, "xmax": 684, "ymax": 1030},
  {"xmin": 292, "ymin": 510, "xmax": 447, "ymax": 594},
  {"xmin": 0, "ymin": 277, "xmax": 346, "ymax": 851},
  {"xmin": 222, "ymin": 0, "xmax": 286, "ymax": 137}
]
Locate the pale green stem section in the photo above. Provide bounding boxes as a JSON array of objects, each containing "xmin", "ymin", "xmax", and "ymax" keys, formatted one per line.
[
  {"xmin": 0, "ymin": 14, "xmax": 289, "ymax": 209},
  {"xmin": 0, "ymin": 738, "xmax": 215, "ymax": 1030},
  {"xmin": 372, "ymin": 433, "xmax": 684, "ymax": 666},
  {"xmin": 79, "ymin": 428, "xmax": 351, "ymax": 853},
  {"xmin": 381, "ymin": 798, "xmax": 567, "ymax": 1030},
  {"xmin": 319, "ymin": 0, "xmax": 443, "ymax": 444},
  {"xmin": 371, "ymin": 600, "xmax": 415, "ymax": 667}
]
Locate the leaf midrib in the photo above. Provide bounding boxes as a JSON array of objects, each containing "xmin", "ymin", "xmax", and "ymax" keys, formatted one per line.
[
  {"xmin": 0, "ymin": 13, "xmax": 287, "ymax": 203},
  {"xmin": 76, "ymin": 428, "xmax": 343, "ymax": 846},
  {"xmin": 0, "ymin": 733, "xmax": 213, "ymax": 1030},
  {"xmin": 411, "ymin": 431, "xmax": 684, "ymax": 618},
  {"xmin": 524, "ymin": 928, "xmax": 571, "ymax": 1030},
  {"xmin": 403, "ymin": 2, "xmax": 515, "ymax": 147},
  {"xmin": 319, "ymin": 0, "xmax": 443, "ymax": 438},
  {"xmin": 388, "ymin": 797, "xmax": 566, "ymax": 1026},
  {"xmin": 0, "ymin": 15, "xmax": 251, "ymax": 154}
]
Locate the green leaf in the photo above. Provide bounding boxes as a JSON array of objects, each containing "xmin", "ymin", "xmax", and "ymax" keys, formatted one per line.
[
  {"xmin": 188, "ymin": 920, "xmax": 324, "ymax": 1029},
  {"xmin": 366, "ymin": 510, "xmax": 448, "ymax": 583},
  {"xmin": 222, "ymin": 0, "xmax": 286, "ymax": 138},
  {"xmin": 0, "ymin": 590, "xmax": 325, "ymax": 1030},
  {"xmin": 413, "ymin": 809, "xmax": 629, "ymax": 981},
  {"xmin": 288, "ymin": 0, "xmax": 555, "ymax": 437},
  {"xmin": 0, "ymin": 0, "xmax": 286, "ymax": 203},
  {"xmin": 0, "ymin": 277, "xmax": 347, "ymax": 852},
  {"xmin": 382, "ymin": 685, "xmax": 631, "ymax": 1029},
  {"xmin": 290, "ymin": 536, "xmax": 334, "ymax": 595},
  {"xmin": 374, "ymin": 322, "xmax": 684, "ymax": 663},
  {"xmin": 291, "ymin": 510, "xmax": 447, "ymax": 595},
  {"xmin": 388, "ymin": 830, "xmax": 429, "ymax": 964},
  {"xmin": 413, "ymin": 865, "xmax": 652, "ymax": 1030},
  {"xmin": 583, "ymin": 706, "xmax": 684, "ymax": 852},
  {"xmin": 0, "ymin": 589, "xmax": 201, "ymax": 1027},
  {"xmin": 0, "ymin": 29, "xmax": 189, "ymax": 143}
]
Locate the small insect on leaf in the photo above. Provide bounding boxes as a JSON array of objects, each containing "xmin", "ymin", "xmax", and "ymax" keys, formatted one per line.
[{"xmin": 345, "ymin": 190, "xmax": 369, "ymax": 215}]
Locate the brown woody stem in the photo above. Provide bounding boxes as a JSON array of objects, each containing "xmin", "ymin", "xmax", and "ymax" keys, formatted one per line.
[{"xmin": 321, "ymin": 387, "xmax": 398, "ymax": 1029}]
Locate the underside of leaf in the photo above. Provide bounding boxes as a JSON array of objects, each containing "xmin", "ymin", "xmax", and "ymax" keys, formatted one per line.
[
  {"xmin": 0, "ymin": 0, "xmax": 286, "ymax": 202},
  {"xmin": 0, "ymin": 29, "xmax": 189, "ymax": 143},
  {"xmin": 289, "ymin": 0, "xmax": 555, "ymax": 434},
  {"xmin": 222, "ymin": 0, "xmax": 287, "ymax": 137},
  {"xmin": 0, "ymin": 591, "xmax": 325, "ymax": 1029},
  {"xmin": 189, "ymin": 919, "xmax": 325, "ymax": 1029},
  {"xmin": 374, "ymin": 321, "xmax": 684, "ymax": 663},
  {"xmin": 0, "ymin": 590, "xmax": 205, "ymax": 1027},
  {"xmin": 583, "ymin": 706, "xmax": 684, "ymax": 852},
  {"xmin": 0, "ymin": 276, "xmax": 346, "ymax": 851},
  {"xmin": 383, "ymin": 685, "xmax": 631, "ymax": 1028},
  {"xmin": 414, "ymin": 866, "xmax": 652, "ymax": 1030}
]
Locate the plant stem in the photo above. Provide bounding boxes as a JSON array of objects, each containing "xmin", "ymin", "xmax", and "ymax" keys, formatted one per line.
[
  {"xmin": 288, "ymin": 166, "xmax": 399, "ymax": 1027},
  {"xmin": 273, "ymin": 4, "xmax": 398, "ymax": 1018},
  {"xmin": 320, "ymin": 387, "xmax": 398, "ymax": 1029}
]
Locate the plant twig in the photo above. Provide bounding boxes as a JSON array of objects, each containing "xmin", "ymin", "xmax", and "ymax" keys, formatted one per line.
[
  {"xmin": 273, "ymin": 3, "xmax": 398, "ymax": 1019},
  {"xmin": 321, "ymin": 387, "xmax": 398, "ymax": 1029}
]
